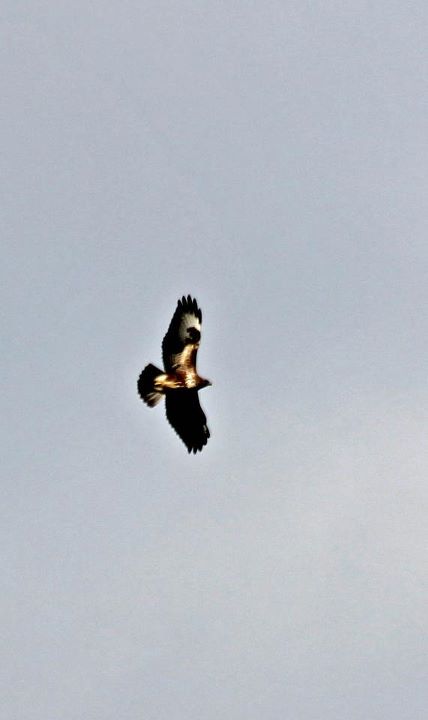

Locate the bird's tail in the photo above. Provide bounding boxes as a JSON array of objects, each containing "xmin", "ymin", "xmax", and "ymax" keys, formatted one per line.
[{"xmin": 137, "ymin": 363, "xmax": 164, "ymax": 407}]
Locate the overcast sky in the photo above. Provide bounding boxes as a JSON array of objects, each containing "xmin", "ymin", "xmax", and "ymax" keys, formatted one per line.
[{"xmin": 2, "ymin": 2, "xmax": 428, "ymax": 718}]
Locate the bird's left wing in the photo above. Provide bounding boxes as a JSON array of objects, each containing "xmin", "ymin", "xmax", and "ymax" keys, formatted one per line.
[
  {"xmin": 162, "ymin": 295, "xmax": 202, "ymax": 372},
  {"xmin": 165, "ymin": 390, "xmax": 210, "ymax": 453}
]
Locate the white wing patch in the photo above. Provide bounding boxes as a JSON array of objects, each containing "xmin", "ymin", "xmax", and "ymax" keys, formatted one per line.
[{"xmin": 178, "ymin": 312, "xmax": 201, "ymax": 343}]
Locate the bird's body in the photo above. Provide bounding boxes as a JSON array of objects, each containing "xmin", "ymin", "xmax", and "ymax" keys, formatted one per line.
[{"xmin": 137, "ymin": 295, "xmax": 211, "ymax": 453}]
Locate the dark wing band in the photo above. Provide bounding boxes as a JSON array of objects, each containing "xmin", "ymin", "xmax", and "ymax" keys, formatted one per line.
[
  {"xmin": 162, "ymin": 295, "xmax": 202, "ymax": 372},
  {"xmin": 165, "ymin": 390, "xmax": 210, "ymax": 453}
]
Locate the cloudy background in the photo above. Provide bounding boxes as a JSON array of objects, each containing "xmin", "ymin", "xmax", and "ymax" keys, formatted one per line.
[{"xmin": 2, "ymin": 2, "xmax": 428, "ymax": 718}]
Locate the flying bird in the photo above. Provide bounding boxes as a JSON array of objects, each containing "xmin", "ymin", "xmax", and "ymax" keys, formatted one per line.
[{"xmin": 137, "ymin": 295, "xmax": 211, "ymax": 453}]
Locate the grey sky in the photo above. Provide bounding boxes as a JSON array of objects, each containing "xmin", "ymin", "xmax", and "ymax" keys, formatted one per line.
[{"xmin": 2, "ymin": 2, "xmax": 428, "ymax": 718}]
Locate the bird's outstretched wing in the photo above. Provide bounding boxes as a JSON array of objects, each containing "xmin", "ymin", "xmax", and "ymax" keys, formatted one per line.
[
  {"xmin": 165, "ymin": 390, "xmax": 210, "ymax": 453},
  {"xmin": 162, "ymin": 295, "xmax": 202, "ymax": 373}
]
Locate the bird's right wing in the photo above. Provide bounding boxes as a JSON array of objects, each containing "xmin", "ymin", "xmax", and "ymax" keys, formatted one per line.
[{"xmin": 162, "ymin": 295, "xmax": 202, "ymax": 373}]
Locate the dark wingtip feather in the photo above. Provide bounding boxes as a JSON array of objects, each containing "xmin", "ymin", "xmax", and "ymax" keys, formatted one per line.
[{"xmin": 177, "ymin": 294, "xmax": 202, "ymax": 322}]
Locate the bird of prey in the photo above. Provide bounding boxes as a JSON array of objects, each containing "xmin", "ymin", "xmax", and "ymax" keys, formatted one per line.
[{"xmin": 137, "ymin": 295, "xmax": 211, "ymax": 453}]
